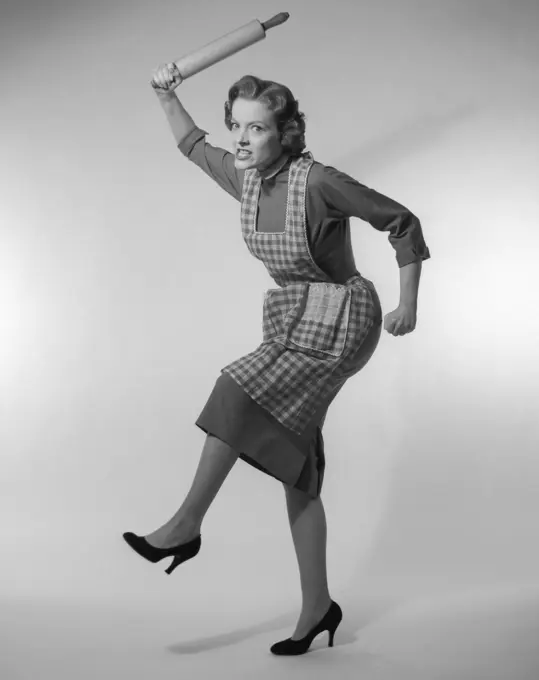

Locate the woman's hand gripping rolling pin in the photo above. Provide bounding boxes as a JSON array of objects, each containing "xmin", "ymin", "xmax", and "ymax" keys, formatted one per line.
[{"xmin": 150, "ymin": 62, "xmax": 183, "ymax": 95}]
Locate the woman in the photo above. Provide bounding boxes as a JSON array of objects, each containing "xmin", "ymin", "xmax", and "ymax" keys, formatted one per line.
[{"xmin": 123, "ymin": 63, "xmax": 430, "ymax": 655}]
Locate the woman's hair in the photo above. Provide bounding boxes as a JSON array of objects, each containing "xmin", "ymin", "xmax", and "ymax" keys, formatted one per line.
[{"xmin": 224, "ymin": 75, "xmax": 307, "ymax": 156}]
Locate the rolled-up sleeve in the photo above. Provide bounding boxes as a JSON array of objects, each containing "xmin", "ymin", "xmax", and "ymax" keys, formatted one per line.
[
  {"xmin": 316, "ymin": 165, "xmax": 431, "ymax": 267},
  {"xmin": 177, "ymin": 126, "xmax": 244, "ymax": 201}
]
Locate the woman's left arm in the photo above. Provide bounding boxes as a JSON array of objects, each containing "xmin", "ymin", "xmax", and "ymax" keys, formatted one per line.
[{"xmin": 316, "ymin": 165, "xmax": 431, "ymax": 336}]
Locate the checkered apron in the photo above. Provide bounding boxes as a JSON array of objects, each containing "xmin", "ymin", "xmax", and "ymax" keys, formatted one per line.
[{"xmin": 221, "ymin": 153, "xmax": 381, "ymax": 436}]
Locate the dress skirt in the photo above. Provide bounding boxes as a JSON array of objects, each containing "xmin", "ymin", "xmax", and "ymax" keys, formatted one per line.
[{"xmin": 195, "ymin": 317, "xmax": 382, "ymax": 498}]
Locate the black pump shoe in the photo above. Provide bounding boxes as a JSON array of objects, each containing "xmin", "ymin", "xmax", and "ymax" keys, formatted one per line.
[
  {"xmin": 270, "ymin": 600, "xmax": 342, "ymax": 655},
  {"xmin": 122, "ymin": 532, "xmax": 201, "ymax": 575}
]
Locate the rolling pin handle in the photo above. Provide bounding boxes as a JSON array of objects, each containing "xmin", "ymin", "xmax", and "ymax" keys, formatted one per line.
[{"xmin": 261, "ymin": 12, "xmax": 290, "ymax": 32}]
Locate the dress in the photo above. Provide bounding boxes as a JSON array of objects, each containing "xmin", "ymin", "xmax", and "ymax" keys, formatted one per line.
[{"xmin": 178, "ymin": 127, "xmax": 430, "ymax": 498}]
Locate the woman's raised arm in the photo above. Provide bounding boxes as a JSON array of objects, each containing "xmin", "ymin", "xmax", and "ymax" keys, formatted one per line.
[{"xmin": 151, "ymin": 62, "xmax": 198, "ymax": 145}]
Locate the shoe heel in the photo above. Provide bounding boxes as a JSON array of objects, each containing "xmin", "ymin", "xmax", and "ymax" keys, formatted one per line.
[
  {"xmin": 164, "ymin": 536, "xmax": 201, "ymax": 575},
  {"xmin": 327, "ymin": 603, "xmax": 343, "ymax": 647},
  {"xmin": 165, "ymin": 555, "xmax": 183, "ymax": 575}
]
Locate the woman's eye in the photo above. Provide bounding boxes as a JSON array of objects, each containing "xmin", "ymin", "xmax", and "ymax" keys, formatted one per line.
[{"xmin": 231, "ymin": 123, "xmax": 263, "ymax": 132}]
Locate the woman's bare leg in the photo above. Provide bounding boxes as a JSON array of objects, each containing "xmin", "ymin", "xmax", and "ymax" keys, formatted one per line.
[
  {"xmin": 145, "ymin": 433, "xmax": 239, "ymax": 548},
  {"xmin": 283, "ymin": 484, "xmax": 333, "ymax": 639}
]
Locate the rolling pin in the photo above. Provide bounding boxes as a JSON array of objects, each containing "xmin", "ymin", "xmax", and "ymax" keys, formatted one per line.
[{"xmin": 159, "ymin": 13, "xmax": 290, "ymax": 82}]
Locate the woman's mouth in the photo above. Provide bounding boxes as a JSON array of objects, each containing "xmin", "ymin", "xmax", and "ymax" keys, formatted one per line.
[{"xmin": 236, "ymin": 150, "xmax": 252, "ymax": 159}]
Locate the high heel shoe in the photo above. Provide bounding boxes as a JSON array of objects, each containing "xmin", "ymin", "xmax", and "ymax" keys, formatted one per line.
[
  {"xmin": 270, "ymin": 600, "xmax": 342, "ymax": 655},
  {"xmin": 122, "ymin": 531, "xmax": 201, "ymax": 575}
]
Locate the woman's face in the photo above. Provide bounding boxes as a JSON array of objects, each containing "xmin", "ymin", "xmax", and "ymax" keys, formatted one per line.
[{"xmin": 230, "ymin": 98, "xmax": 286, "ymax": 172}]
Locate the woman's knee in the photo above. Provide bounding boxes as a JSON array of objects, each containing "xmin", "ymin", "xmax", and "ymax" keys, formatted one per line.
[
  {"xmin": 282, "ymin": 482, "xmax": 311, "ymax": 507},
  {"xmin": 282, "ymin": 481, "xmax": 298, "ymax": 495}
]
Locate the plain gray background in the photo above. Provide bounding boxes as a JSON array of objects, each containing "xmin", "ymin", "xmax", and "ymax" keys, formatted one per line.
[{"xmin": 1, "ymin": 0, "xmax": 538, "ymax": 678}]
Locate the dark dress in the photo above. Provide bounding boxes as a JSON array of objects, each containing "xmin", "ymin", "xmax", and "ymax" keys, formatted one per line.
[{"xmin": 178, "ymin": 127, "xmax": 430, "ymax": 497}]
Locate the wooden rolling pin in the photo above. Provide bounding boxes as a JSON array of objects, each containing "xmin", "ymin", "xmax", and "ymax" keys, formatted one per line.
[{"xmin": 162, "ymin": 13, "xmax": 290, "ymax": 82}]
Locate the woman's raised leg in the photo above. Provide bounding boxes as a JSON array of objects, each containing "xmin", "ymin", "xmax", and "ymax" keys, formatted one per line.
[
  {"xmin": 145, "ymin": 433, "xmax": 239, "ymax": 548},
  {"xmin": 283, "ymin": 484, "xmax": 333, "ymax": 639}
]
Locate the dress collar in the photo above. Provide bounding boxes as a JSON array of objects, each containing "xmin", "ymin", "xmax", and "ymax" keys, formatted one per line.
[{"xmin": 256, "ymin": 154, "xmax": 292, "ymax": 181}]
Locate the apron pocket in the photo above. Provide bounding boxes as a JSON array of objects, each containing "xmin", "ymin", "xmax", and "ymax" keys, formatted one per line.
[{"xmin": 284, "ymin": 283, "xmax": 351, "ymax": 357}]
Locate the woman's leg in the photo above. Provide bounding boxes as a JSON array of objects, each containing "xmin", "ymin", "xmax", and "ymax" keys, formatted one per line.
[
  {"xmin": 283, "ymin": 483, "xmax": 333, "ymax": 639},
  {"xmin": 145, "ymin": 433, "xmax": 239, "ymax": 548}
]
